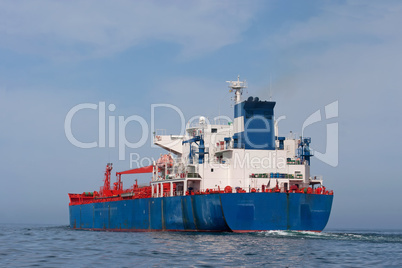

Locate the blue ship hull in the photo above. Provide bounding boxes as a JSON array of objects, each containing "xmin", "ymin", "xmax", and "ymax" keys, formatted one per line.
[{"xmin": 69, "ymin": 193, "xmax": 333, "ymax": 232}]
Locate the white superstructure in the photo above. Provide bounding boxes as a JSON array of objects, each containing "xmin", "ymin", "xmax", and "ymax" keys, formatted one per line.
[{"xmin": 151, "ymin": 77, "xmax": 322, "ymax": 197}]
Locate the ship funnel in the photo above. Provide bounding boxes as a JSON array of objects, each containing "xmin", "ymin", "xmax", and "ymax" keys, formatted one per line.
[{"xmin": 232, "ymin": 96, "xmax": 276, "ymax": 150}]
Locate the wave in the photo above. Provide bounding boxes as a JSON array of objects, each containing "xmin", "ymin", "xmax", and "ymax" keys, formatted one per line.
[{"xmin": 256, "ymin": 229, "xmax": 402, "ymax": 243}]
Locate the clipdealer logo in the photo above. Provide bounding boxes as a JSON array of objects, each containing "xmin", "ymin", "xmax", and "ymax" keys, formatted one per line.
[
  {"xmin": 302, "ymin": 101, "xmax": 339, "ymax": 167},
  {"xmin": 64, "ymin": 101, "xmax": 338, "ymax": 167},
  {"xmin": 64, "ymin": 102, "xmax": 185, "ymax": 160}
]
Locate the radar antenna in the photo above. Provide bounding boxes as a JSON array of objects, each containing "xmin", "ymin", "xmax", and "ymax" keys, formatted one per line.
[{"xmin": 226, "ymin": 75, "xmax": 247, "ymax": 104}]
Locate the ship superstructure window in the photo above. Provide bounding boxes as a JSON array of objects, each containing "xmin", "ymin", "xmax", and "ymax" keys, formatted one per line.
[{"xmin": 211, "ymin": 128, "xmax": 217, "ymax": 133}]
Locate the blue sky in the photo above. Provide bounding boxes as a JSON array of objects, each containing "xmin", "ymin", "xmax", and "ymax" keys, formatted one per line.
[{"xmin": 0, "ymin": 0, "xmax": 401, "ymax": 228}]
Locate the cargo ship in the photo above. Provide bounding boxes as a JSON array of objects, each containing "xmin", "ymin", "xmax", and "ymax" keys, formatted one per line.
[{"xmin": 68, "ymin": 76, "xmax": 333, "ymax": 232}]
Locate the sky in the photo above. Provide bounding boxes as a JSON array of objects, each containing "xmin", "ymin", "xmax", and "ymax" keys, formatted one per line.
[{"xmin": 0, "ymin": 0, "xmax": 401, "ymax": 229}]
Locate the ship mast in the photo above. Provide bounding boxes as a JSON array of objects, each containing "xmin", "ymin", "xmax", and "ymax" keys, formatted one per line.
[
  {"xmin": 102, "ymin": 163, "xmax": 113, "ymax": 194},
  {"xmin": 226, "ymin": 75, "xmax": 247, "ymax": 104}
]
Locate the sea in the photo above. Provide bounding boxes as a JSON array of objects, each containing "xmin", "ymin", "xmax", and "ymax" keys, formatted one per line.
[{"xmin": 0, "ymin": 224, "xmax": 401, "ymax": 267}]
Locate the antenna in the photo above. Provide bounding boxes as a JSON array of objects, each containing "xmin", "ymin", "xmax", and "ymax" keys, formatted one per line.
[
  {"xmin": 226, "ymin": 75, "xmax": 247, "ymax": 104},
  {"xmin": 269, "ymin": 74, "xmax": 272, "ymax": 101}
]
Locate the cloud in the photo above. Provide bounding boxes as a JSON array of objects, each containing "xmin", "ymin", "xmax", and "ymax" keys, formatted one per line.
[
  {"xmin": 269, "ymin": 1, "xmax": 402, "ymax": 51},
  {"xmin": 0, "ymin": 0, "xmax": 260, "ymax": 60}
]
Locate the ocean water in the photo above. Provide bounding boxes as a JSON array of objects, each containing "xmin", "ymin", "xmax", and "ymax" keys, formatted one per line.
[{"xmin": 1, "ymin": 224, "xmax": 401, "ymax": 267}]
